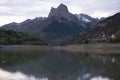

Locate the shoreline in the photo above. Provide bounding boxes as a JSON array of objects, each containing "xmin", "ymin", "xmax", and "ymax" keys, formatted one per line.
[{"xmin": 0, "ymin": 43, "xmax": 120, "ymax": 53}]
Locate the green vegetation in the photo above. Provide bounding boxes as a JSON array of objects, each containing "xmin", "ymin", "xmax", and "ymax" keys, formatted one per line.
[
  {"xmin": 75, "ymin": 36, "xmax": 120, "ymax": 44},
  {"xmin": 108, "ymin": 36, "xmax": 120, "ymax": 43},
  {"xmin": 0, "ymin": 29, "xmax": 47, "ymax": 45}
]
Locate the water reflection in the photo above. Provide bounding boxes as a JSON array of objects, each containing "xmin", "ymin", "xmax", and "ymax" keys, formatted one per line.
[
  {"xmin": 0, "ymin": 68, "xmax": 48, "ymax": 80},
  {"xmin": 90, "ymin": 76, "xmax": 110, "ymax": 80},
  {"xmin": 0, "ymin": 50, "xmax": 119, "ymax": 80},
  {"xmin": 0, "ymin": 68, "xmax": 109, "ymax": 80}
]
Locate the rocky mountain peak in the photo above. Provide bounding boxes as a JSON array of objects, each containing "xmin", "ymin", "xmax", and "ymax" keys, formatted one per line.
[
  {"xmin": 48, "ymin": 3, "xmax": 69, "ymax": 18},
  {"xmin": 57, "ymin": 3, "xmax": 68, "ymax": 12}
]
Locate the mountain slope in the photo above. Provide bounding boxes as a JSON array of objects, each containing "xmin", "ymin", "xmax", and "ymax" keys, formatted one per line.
[
  {"xmin": 1, "ymin": 17, "xmax": 46, "ymax": 35},
  {"xmin": 75, "ymin": 14, "xmax": 105, "ymax": 29},
  {"xmin": 75, "ymin": 12, "xmax": 120, "ymax": 43}
]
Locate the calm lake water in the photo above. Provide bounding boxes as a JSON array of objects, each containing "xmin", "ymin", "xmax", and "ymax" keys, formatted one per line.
[{"xmin": 0, "ymin": 50, "xmax": 120, "ymax": 80}]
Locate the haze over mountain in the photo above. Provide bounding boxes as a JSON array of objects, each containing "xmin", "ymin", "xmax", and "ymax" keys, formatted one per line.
[{"xmin": 1, "ymin": 4, "xmax": 100, "ymax": 45}]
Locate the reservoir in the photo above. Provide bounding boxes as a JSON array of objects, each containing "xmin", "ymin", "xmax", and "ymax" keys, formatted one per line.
[{"xmin": 0, "ymin": 50, "xmax": 120, "ymax": 80}]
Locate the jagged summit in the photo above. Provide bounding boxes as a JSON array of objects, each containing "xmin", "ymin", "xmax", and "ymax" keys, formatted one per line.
[
  {"xmin": 48, "ymin": 3, "xmax": 79, "ymax": 23},
  {"xmin": 57, "ymin": 3, "xmax": 68, "ymax": 12},
  {"xmin": 48, "ymin": 3, "xmax": 69, "ymax": 18}
]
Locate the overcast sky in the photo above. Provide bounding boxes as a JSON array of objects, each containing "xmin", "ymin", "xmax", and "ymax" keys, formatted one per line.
[{"xmin": 0, "ymin": 0, "xmax": 120, "ymax": 26}]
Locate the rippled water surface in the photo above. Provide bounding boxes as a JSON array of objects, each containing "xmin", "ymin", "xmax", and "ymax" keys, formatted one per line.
[{"xmin": 0, "ymin": 50, "xmax": 120, "ymax": 80}]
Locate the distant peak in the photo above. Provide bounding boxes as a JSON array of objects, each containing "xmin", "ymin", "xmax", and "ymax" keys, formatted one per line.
[
  {"xmin": 57, "ymin": 3, "xmax": 68, "ymax": 12},
  {"xmin": 58, "ymin": 3, "xmax": 67, "ymax": 8},
  {"xmin": 59, "ymin": 3, "xmax": 66, "ymax": 6},
  {"xmin": 51, "ymin": 7, "xmax": 56, "ymax": 10},
  {"xmin": 48, "ymin": 3, "xmax": 69, "ymax": 17}
]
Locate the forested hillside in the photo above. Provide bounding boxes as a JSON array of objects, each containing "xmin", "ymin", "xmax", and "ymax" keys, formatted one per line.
[{"xmin": 0, "ymin": 29, "xmax": 47, "ymax": 45}]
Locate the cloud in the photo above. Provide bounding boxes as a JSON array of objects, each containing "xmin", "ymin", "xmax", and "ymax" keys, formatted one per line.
[
  {"xmin": 67, "ymin": 0, "xmax": 120, "ymax": 17},
  {"xmin": 91, "ymin": 11, "xmax": 113, "ymax": 18},
  {"xmin": 0, "ymin": 0, "xmax": 120, "ymax": 25}
]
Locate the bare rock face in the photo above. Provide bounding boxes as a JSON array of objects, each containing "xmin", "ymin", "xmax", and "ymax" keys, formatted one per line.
[
  {"xmin": 48, "ymin": 3, "xmax": 78, "ymax": 22},
  {"xmin": 48, "ymin": 4, "xmax": 69, "ymax": 18}
]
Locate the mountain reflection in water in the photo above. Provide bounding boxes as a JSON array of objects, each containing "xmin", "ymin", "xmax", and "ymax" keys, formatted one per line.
[{"xmin": 0, "ymin": 50, "xmax": 119, "ymax": 80}]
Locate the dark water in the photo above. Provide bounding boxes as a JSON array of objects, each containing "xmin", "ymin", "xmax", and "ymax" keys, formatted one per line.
[{"xmin": 0, "ymin": 50, "xmax": 120, "ymax": 80}]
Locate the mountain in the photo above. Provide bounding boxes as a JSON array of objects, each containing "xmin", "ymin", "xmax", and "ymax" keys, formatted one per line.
[
  {"xmin": 1, "ymin": 17, "xmax": 46, "ymax": 34},
  {"xmin": 1, "ymin": 4, "xmax": 99, "ymax": 45},
  {"xmin": 75, "ymin": 14, "xmax": 105, "ymax": 29},
  {"xmin": 40, "ymin": 4, "xmax": 87, "ymax": 44},
  {"xmin": 0, "ymin": 29, "xmax": 47, "ymax": 45},
  {"xmin": 74, "ymin": 12, "xmax": 120, "ymax": 43}
]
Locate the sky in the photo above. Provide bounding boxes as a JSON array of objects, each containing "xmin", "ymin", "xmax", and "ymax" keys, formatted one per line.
[{"xmin": 0, "ymin": 0, "xmax": 120, "ymax": 26}]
